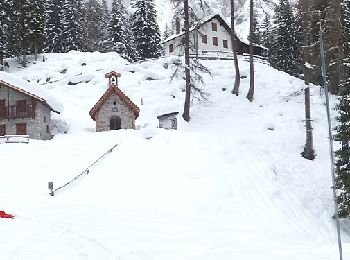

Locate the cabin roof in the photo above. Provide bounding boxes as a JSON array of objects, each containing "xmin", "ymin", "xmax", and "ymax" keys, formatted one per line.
[
  {"xmin": 157, "ymin": 112, "xmax": 179, "ymax": 119},
  {"xmin": 89, "ymin": 85, "xmax": 140, "ymax": 121},
  {"xmin": 0, "ymin": 72, "xmax": 62, "ymax": 113}
]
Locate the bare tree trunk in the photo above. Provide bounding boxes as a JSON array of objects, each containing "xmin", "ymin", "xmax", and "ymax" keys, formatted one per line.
[
  {"xmin": 34, "ymin": 41, "xmax": 38, "ymax": 62},
  {"xmin": 246, "ymin": 0, "xmax": 254, "ymax": 102},
  {"xmin": 231, "ymin": 0, "xmax": 241, "ymax": 95},
  {"xmin": 302, "ymin": 67, "xmax": 315, "ymax": 160},
  {"xmin": 182, "ymin": 0, "xmax": 191, "ymax": 122}
]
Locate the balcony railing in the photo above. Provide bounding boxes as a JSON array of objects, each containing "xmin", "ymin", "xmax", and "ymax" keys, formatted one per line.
[{"xmin": 0, "ymin": 105, "xmax": 34, "ymax": 120}]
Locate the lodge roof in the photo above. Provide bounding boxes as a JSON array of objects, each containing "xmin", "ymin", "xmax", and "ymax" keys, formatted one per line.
[
  {"xmin": 89, "ymin": 84, "xmax": 140, "ymax": 121},
  {"xmin": 162, "ymin": 14, "xmax": 241, "ymax": 44}
]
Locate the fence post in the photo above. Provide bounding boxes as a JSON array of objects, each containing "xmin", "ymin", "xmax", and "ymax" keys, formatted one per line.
[{"xmin": 48, "ymin": 182, "xmax": 54, "ymax": 196}]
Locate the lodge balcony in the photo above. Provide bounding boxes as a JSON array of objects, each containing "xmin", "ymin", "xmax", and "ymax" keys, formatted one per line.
[{"xmin": 0, "ymin": 105, "xmax": 35, "ymax": 120}]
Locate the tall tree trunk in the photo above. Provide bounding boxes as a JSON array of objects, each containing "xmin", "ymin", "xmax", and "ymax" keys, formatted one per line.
[
  {"xmin": 302, "ymin": 67, "xmax": 315, "ymax": 160},
  {"xmin": 231, "ymin": 0, "xmax": 240, "ymax": 95},
  {"xmin": 246, "ymin": 0, "xmax": 254, "ymax": 102},
  {"xmin": 34, "ymin": 40, "xmax": 38, "ymax": 61},
  {"xmin": 182, "ymin": 0, "xmax": 191, "ymax": 122}
]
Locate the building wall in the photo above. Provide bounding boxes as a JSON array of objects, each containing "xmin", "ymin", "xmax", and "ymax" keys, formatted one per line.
[
  {"xmin": 0, "ymin": 85, "xmax": 53, "ymax": 140},
  {"xmin": 164, "ymin": 18, "xmax": 234, "ymax": 56},
  {"xmin": 95, "ymin": 93, "xmax": 135, "ymax": 132}
]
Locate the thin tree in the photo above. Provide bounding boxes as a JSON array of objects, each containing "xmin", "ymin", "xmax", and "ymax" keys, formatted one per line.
[
  {"xmin": 246, "ymin": 0, "xmax": 255, "ymax": 102},
  {"xmin": 182, "ymin": 0, "xmax": 191, "ymax": 122},
  {"xmin": 231, "ymin": 0, "xmax": 241, "ymax": 96}
]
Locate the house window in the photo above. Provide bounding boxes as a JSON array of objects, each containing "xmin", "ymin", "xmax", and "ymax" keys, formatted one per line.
[
  {"xmin": 213, "ymin": 37, "xmax": 218, "ymax": 46},
  {"xmin": 202, "ymin": 35, "xmax": 208, "ymax": 44},
  {"xmin": 0, "ymin": 125, "xmax": 5, "ymax": 136},
  {"xmin": 46, "ymin": 125, "xmax": 50, "ymax": 134},
  {"xmin": 212, "ymin": 22, "xmax": 218, "ymax": 31},
  {"xmin": 44, "ymin": 116, "xmax": 47, "ymax": 123},
  {"xmin": 16, "ymin": 123, "xmax": 26, "ymax": 135},
  {"xmin": 223, "ymin": 39, "xmax": 228, "ymax": 48},
  {"xmin": 169, "ymin": 44, "xmax": 174, "ymax": 53}
]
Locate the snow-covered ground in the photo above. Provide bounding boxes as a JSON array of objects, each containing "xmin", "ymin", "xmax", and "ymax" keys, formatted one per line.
[{"xmin": 0, "ymin": 52, "xmax": 349, "ymax": 259}]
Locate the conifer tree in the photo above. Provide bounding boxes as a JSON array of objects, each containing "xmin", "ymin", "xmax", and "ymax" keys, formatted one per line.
[
  {"xmin": 0, "ymin": 0, "xmax": 11, "ymax": 68},
  {"xmin": 273, "ymin": 0, "xmax": 296, "ymax": 75},
  {"xmin": 44, "ymin": 0, "xmax": 65, "ymax": 53},
  {"xmin": 99, "ymin": 0, "xmax": 110, "ymax": 52},
  {"xmin": 61, "ymin": 0, "xmax": 85, "ymax": 52},
  {"xmin": 131, "ymin": 0, "xmax": 162, "ymax": 60},
  {"xmin": 22, "ymin": 0, "xmax": 45, "ymax": 61},
  {"xmin": 334, "ymin": 0, "xmax": 350, "ymax": 218},
  {"xmin": 105, "ymin": 0, "xmax": 133, "ymax": 60},
  {"xmin": 83, "ymin": 0, "xmax": 104, "ymax": 52}
]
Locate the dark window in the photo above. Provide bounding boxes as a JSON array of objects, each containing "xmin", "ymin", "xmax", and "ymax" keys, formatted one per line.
[
  {"xmin": 169, "ymin": 44, "xmax": 174, "ymax": 53},
  {"xmin": 213, "ymin": 37, "xmax": 218, "ymax": 46},
  {"xmin": 202, "ymin": 35, "xmax": 208, "ymax": 44},
  {"xmin": 0, "ymin": 125, "xmax": 5, "ymax": 136},
  {"xmin": 16, "ymin": 123, "xmax": 26, "ymax": 135},
  {"xmin": 223, "ymin": 40, "xmax": 228, "ymax": 48},
  {"xmin": 46, "ymin": 125, "xmax": 50, "ymax": 134},
  {"xmin": 212, "ymin": 22, "xmax": 218, "ymax": 31},
  {"xmin": 44, "ymin": 116, "xmax": 47, "ymax": 123}
]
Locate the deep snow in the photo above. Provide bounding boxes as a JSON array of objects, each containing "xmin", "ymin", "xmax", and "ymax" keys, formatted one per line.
[{"xmin": 0, "ymin": 51, "xmax": 349, "ymax": 259}]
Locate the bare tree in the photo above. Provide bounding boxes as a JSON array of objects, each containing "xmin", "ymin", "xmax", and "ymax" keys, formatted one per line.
[
  {"xmin": 246, "ymin": 0, "xmax": 255, "ymax": 102},
  {"xmin": 231, "ymin": 0, "xmax": 241, "ymax": 95},
  {"xmin": 182, "ymin": 0, "xmax": 191, "ymax": 122},
  {"xmin": 301, "ymin": 67, "xmax": 315, "ymax": 160}
]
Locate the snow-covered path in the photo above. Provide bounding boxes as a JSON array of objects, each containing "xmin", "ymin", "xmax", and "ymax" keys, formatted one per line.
[{"xmin": 0, "ymin": 53, "xmax": 349, "ymax": 259}]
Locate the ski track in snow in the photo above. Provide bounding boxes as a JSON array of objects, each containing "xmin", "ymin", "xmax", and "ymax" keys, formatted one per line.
[{"xmin": 0, "ymin": 52, "xmax": 349, "ymax": 259}]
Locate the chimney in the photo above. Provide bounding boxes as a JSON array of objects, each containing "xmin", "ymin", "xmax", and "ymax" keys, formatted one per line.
[{"xmin": 176, "ymin": 17, "xmax": 181, "ymax": 34}]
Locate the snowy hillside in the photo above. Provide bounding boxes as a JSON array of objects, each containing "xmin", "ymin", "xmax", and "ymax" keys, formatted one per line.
[{"xmin": 0, "ymin": 52, "xmax": 349, "ymax": 259}]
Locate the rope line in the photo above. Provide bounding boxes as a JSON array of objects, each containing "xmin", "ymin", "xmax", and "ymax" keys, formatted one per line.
[{"xmin": 53, "ymin": 143, "xmax": 119, "ymax": 194}]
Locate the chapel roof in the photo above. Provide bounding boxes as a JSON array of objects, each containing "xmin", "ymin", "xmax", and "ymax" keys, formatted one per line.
[{"xmin": 89, "ymin": 85, "xmax": 140, "ymax": 121}]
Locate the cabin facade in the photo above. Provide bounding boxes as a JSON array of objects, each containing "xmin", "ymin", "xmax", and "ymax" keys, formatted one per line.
[
  {"xmin": 89, "ymin": 72, "xmax": 139, "ymax": 132},
  {"xmin": 0, "ymin": 73, "xmax": 60, "ymax": 140},
  {"xmin": 163, "ymin": 14, "xmax": 264, "ymax": 58}
]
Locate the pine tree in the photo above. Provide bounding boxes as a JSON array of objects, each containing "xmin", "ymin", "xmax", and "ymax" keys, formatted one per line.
[
  {"xmin": 105, "ymin": 0, "xmax": 133, "ymax": 60},
  {"xmin": 22, "ymin": 0, "xmax": 45, "ymax": 61},
  {"xmin": 99, "ymin": 0, "xmax": 110, "ymax": 52},
  {"xmin": 44, "ymin": 0, "xmax": 65, "ymax": 53},
  {"xmin": 61, "ymin": 0, "xmax": 85, "ymax": 52},
  {"xmin": 83, "ymin": 0, "xmax": 104, "ymax": 52},
  {"xmin": 131, "ymin": 0, "xmax": 162, "ymax": 60},
  {"xmin": 0, "ymin": 0, "xmax": 11, "ymax": 68},
  {"xmin": 272, "ymin": 0, "xmax": 301, "ymax": 76},
  {"xmin": 334, "ymin": 0, "xmax": 350, "ymax": 219}
]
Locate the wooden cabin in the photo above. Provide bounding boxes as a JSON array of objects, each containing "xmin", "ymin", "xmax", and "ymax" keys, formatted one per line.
[{"xmin": 89, "ymin": 71, "xmax": 139, "ymax": 132}]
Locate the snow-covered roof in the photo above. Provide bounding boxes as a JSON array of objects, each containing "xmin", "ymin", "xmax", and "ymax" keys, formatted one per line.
[
  {"xmin": 0, "ymin": 71, "xmax": 63, "ymax": 113},
  {"xmin": 162, "ymin": 14, "xmax": 239, "ymax": 44}
]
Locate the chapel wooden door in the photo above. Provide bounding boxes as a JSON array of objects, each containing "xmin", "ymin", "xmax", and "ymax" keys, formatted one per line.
[{"xmin": 110, "ymin": 116, "xmax": 121, "ymax": 130}]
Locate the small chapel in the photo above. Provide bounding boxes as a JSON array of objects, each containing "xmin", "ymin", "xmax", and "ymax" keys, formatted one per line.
[{"xmin": 89, "ymin": 71, "xmax": 139, "ymax": 132}]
